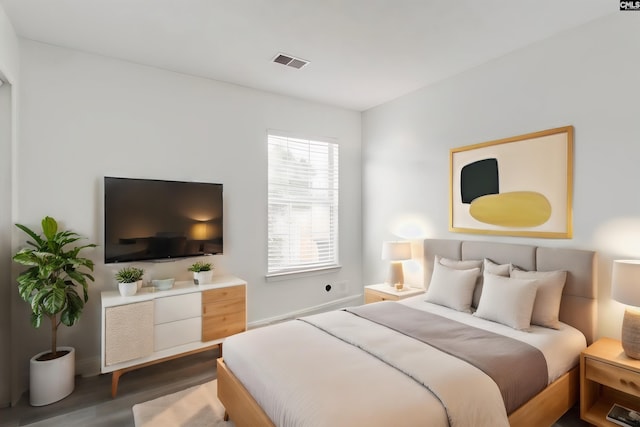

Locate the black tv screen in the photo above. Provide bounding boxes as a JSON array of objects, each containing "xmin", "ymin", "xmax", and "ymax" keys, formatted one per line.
[{"xmin": 104, "ymin": 177, "xmax": 223, "ymax": 263}]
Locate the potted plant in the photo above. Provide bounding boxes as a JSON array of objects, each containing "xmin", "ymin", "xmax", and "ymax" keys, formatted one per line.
[
  {"xmin": 114, "ymin": 266, "xmax": 144, "ymax": 296},
  {"xmin": 12, "ymin": 216, "xmax": 96, "ymax": 406},
  {"xmin": 188, "ymin": 261, "xmax": 214, "ymax": 285}
]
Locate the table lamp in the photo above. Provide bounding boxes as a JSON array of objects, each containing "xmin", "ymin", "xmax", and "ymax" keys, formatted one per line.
[
  {"xmin": 611, "ymin": 259, "xmax": 640, "ymax": 359},
  {"xmin": 381, "ymin": 241, "xmax": 412, "ymax": 291}
]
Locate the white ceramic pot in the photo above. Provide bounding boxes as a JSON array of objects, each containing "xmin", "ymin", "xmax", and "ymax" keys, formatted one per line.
[
  {"xmin": 193, "ymin": 270, "xmax": 213, "ymax": 285},
  {"xmin": 118, "ymin": 281, "xmax": 138, "ymax": 296},
  {"xmin": 29, "ymin": 346, "xmax": 75, "ymax": 406}
]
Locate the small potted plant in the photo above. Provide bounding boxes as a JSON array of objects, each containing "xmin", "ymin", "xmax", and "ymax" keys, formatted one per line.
[
  {"xmin": 114, "ymin": 266, "xmax": 144, "ymax": 296},
  {"xmin": 188, "ymin": 261, "xmax": 213, "ymax": 285}
]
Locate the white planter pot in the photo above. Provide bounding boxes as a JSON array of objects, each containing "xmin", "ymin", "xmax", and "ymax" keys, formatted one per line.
[
  {"xmin": 30, "ymin": 346, "xmax": 75, "ymax": 406},
  {"xmin": 193, "ymin": 270, "xmax": 213, "ymax": 285},
  {"xmin": 118, "ymin": 281, "xmax": 138, "ymax": 296}
]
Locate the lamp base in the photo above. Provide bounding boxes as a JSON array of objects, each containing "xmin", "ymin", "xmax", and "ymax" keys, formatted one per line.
[
  {"xmin": 622, "ymin": 308, "xmax": 640, "ymax": 359},
  {"xmin": 386, "ymin": 262, "xmax": 405, "ymax": 290}
]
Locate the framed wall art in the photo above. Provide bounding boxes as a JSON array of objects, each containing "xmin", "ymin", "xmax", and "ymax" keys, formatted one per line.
[{"xmin": 449, "ymin": 126, "xmax": 573, "ymax": 238}]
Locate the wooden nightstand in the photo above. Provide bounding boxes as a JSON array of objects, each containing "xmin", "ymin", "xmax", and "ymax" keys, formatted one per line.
[
  {"xmin": 364, "ymin": 284, "xmax": 425, "ymax": 304},
  {"xmin": 580, "ymin": 337, "xmax": 640, "ymax": 426}
]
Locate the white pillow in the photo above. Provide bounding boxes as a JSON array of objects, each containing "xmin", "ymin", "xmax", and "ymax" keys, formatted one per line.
[
  {"xmin": 483, "ymin": 258, "xmax": 511, "ymax": 276},
  {"xmin": 510, "ymin": 269, "xmax": 567, "ymax": 329},
  {"xmin": 474, "ymin": 273, "xmax": 538, "ymax": 330},
  {"xmin": 425, "ymin": 262, "xmax": 480, "ymax": 313},
  {"xmin": 472, "ymin": 258, "xmax": 512, "ymax": 308},
  {"xmin": 434, "ymin": 256, "xmax": 482, "ymax": 308},
  {"xmin": 436, "ymin": 255, "xmax": 482, "ymax": 271}
]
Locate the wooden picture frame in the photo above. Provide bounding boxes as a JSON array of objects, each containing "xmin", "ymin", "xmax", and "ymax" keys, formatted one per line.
[{"xmin": 449, "ymin": 126, "xmax": 573, "ymax": 238}]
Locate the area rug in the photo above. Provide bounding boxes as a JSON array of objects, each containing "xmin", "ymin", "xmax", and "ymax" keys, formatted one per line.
[{"xmin": 132, "ymin": 380, "xmax": 235, "ymax": 427}]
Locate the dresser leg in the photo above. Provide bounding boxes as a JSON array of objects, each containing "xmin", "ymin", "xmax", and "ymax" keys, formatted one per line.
[{"xmin": 111, "ymin": 370, "xmax": 122, "ymax": 398}]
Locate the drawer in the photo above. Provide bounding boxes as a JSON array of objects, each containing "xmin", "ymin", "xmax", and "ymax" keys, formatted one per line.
[
  {"xmin": 154, "ymin": 292, "xmax": 201, "ymax": 324},
  {"xmin": 202, "ymin": 312, "xmax": 246, "ymax": 342},
  {"xmin": 364, "ymin": 289, "xmax": 398, "ymax": 304},
  {"xmin": 202, "ymin": 285, "xmax": 245, "ymax": 304},
  {"xmin": 585, "ymin": 358, "xmax": 640, "ymax": 395},
  {"xmin": 154, "ymin": 317, "xmax": 202, "ymax": 351},
  {"xmin": 202, "ymin": 298, "xmax": 245, "ymax": 318}
]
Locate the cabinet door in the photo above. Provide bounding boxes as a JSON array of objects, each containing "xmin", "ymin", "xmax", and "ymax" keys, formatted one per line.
[
  {"xmin": 105, "ymin": 301, "xmax": 154, "ymax": 366},
  {"xmin": 202, "ymin": 286, "xmax": 246, "ymax": 342}
]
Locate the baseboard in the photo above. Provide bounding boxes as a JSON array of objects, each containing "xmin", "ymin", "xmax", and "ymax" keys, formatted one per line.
[{"xmin": 248, "ymin": 294, "xmax": 363, "ymax": 329}]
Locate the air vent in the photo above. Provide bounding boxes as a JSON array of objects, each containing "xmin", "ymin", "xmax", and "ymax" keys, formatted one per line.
[{"xmin": 272, "ymin": 53, "xmax": 309, "ymax": 69}]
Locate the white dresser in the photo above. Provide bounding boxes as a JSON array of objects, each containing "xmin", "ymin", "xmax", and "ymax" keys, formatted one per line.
[{"xmin": 101, "ymin": 275, "xmax": 246, "ymax": 396}]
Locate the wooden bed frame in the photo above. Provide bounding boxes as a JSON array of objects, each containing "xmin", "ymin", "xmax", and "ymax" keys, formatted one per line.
[{"xmin": 217, "ymin": 239, "xmax": 597, "ymax": 427}]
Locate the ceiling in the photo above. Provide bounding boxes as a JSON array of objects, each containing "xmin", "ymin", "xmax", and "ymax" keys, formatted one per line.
[{"xmin": 1, "ymin": 0, "xmax": 614, "ymax": 111}]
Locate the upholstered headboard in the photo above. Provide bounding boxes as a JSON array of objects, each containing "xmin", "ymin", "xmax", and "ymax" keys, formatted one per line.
[{"xmin": 423, "ymin": 239, "xmax": 597, "ymax": 345}]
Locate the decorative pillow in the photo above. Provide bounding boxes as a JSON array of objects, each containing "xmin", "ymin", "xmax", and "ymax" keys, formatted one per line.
[
  {"xmin": 474, "ymin": 273, "xmax": 538, "ymax": 330},
  {"xmin": 425, "ymin": 261, "xmax": 480, "ymax": 313},
  {"xmin": 436, "ymin": 255, "xmax": 482, "ymax": 271},
  {"xmin": 472, "ymin": 258, "xmax": 512, "ymax": 308},
  {"xmin": 434, "ymin": 256, "xmax": 482, "ymax": 307},
  {"xmin": 511, "ymin": 269, "xmax": 567, "ymax": 329},
  {"xmin": 483, "ymin": 258, "xmax": 512, "ymax": 276}
]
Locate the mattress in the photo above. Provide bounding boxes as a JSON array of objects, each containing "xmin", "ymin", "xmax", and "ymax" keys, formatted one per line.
[{"xmin": 221, "ymin": 297, "xmax": 586, "ymax": 427}]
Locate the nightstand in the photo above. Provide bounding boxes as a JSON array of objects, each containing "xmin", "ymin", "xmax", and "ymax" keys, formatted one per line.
[
  {"xmin": 364, "ymin": 284, "xmax": 425, "ymax": 304},
  {"xmin": 580, "ymin": 337, "xmax": 640, "ymax": 426}
]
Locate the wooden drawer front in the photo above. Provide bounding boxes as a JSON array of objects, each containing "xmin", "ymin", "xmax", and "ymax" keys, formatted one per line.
[
  {"xmin": 154, "ymin": 317, "xmax": 202, "ymax": 351},
  {"xmin": 154, "ymin": 293, "xmax": 201, "ymax": 325},
  {"xmin": 364, "ymin": 289, "xmax": 398, "ymax": 304},
  {"xmin": 202, "ymin": 285, "xmax": 245, "ymax": 304},
  {"xmin": 203, "ymin": 298, "xmax": 245, "ymax": 318},
  {"xmin": 585, "ymin": 358, "xmax": 640, "ymax": 395},
  {"xmin": 202, "ymin": 312, "xmax": 246, "ymax": 342}
]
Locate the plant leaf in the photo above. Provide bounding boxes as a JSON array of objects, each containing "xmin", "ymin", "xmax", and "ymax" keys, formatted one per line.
[
  {"xmin": 41, "ymin": 217, "xmax": 58, "ymax": 241},
  {"xmin": 42, "ymin": 286, "xmax": 66, "ymax": 316},
  {"xmin": 31, "ymin": 311, "xmax": 42, "ymax": 329},
  {"xmin": 14, "ymin": 223, "xmax": 46, "ymax": 248},
  {"xmin": 61, "ymin": 290, "xmax": 83, "ymax": 327}
]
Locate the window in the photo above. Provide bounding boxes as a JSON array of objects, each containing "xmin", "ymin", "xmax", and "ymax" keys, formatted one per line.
[{"xmin": 267, "ymin": 132, "xmax": 339, "ymax": 276}]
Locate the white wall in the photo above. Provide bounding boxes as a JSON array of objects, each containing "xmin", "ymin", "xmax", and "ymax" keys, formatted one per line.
[
  {"xmin": 12, "ymin": 40, "xmax": 361, "ymax": 400},
  {"xmin": 0, "ymin": 3, "xmax": 19, "ymax": 407},
  {"xmin": 362, "ymin": 13, "xmax": 640, "ymax": 340}
]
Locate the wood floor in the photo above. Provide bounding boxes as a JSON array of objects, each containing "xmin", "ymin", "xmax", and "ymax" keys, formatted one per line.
[
  {"xmin": 0, "ymin": 348, "xmax": 219, "ymax": 427},
  {"xmin": 0, "ymin": 344, "xmax": 587, "ymax": 427}
]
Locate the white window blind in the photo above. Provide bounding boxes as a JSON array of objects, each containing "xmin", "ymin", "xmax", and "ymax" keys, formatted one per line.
[{"xmin": 267, "ymin": 133, "xmax": 339, "ymax": 276}]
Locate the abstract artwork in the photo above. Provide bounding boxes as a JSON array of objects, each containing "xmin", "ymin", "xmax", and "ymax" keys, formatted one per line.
[{"xmin": 449, "ymin": 126, "xmax": 573, "ymax": 238}]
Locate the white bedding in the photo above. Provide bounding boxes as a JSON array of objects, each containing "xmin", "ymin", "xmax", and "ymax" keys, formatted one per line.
[{"xmin": 221, "ymin": 298, "xmax": 586, "ymax": 427}]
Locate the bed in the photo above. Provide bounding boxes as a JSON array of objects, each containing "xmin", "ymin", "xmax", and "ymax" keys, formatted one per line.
[{"xmin": 217, "ymin": 239, "xmax": 597, "ymax": 427}]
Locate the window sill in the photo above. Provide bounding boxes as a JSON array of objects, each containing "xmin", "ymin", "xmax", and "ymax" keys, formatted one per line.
[{"xmin": 266, "ymin": 265, "xmax": 342, "ymax": 282}]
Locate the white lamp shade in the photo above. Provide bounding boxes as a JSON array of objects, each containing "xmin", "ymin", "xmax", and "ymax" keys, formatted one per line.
[
  {"xmin": 381, "ymin": 241, "xmax": 412, "ymax": 261},
  {"xmin": 612, "ymin": 260, "xmax": 640, "ymax": 307}
]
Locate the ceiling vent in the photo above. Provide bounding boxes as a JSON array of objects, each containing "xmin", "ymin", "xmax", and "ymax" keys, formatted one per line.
[{"xmin": 272, "ymin": 53, "xmax": 309, "ymax": 69}]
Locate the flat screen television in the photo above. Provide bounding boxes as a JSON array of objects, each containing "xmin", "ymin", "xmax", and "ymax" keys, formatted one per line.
[{"xmin": 104, "ymin": 177, "xmax": 223, "ymax": 263}]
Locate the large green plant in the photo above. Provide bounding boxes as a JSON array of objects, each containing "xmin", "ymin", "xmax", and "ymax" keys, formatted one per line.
[{"xmin": 13, "ymin": 216, "xmax": 96, "ymax": 359}]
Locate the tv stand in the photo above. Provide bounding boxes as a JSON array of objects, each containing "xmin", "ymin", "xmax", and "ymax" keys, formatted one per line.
[{"xmin": 100, "ymin": 275, "xmax": 246, "ymax": 396}]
